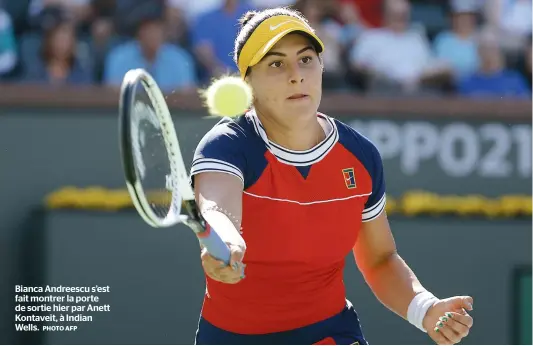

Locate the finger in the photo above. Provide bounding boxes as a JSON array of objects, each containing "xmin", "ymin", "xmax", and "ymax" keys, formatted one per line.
[
  {"xmin": 201, "ymin": 252, "xmax": 226, "ymax": 268},
  {"xmin": 438, "ymin": 315, "xmax": 469, "ymax": 338},
  {"xmin": 430, "ymin": 328, "xmax": 453, "ymax": 345},
  {"xmin": 229, "ymin": 244, "xmax": 245, "ymax": 269},
  {"xmin": 460, "ymin": 296, "xmax": 474, "ymax": 311},
  {"xmin": 434, "ymin": 320, "xmax": 462, "ymax": 344},
  {"xmin": 445, "ymin": 311, "xmax": 474, "ymax": 328},
  {"xmin": 207, "ymin": 266, "xmax": 244, "ymax": 283}
]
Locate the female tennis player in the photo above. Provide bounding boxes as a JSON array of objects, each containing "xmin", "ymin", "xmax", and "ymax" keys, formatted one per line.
[{"xmin": 190, "ymin": 7, "xmax": 474, "ymax": 345}]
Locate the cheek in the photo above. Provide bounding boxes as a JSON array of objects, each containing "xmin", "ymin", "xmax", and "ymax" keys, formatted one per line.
[
  {"xmin": 252, "ymin": 78, "xmax": 283, "ymax": 104},
  {"xmin": 306, "ymin": 66, "xmax": 323, "ymax": 94}
]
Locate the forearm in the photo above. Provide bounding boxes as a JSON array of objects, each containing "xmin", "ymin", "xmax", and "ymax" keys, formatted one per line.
[
  {"xmin": 200, "ymin": 205, "xmax": 244, "ymax": 247},
  {"xmin": 359, "ymin": 252, "xmax": 427, "ymax": 319}
]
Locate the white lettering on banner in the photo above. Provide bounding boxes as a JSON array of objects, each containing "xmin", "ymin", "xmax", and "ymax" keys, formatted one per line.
[
  {"xmin": 439, "ymin": 124, "xmax": 479, "ymax": 177},
  {"xmin": 479, "ymin": 124, "xmax": 511, "ymax": 177},
  {"xmin": 513, "ymin": 126, "xmax": 532, "ymax": 178},
  {"xmin": 365, "ymin": 120, "xmax": 401, "ymax": 161},
  {"xmin": 349, "ymin": 120, "xmax": 531, "ymax": 178},
  {"xmin": 403, "ymin": 122, "xmax": 439, "ymax": 175}
]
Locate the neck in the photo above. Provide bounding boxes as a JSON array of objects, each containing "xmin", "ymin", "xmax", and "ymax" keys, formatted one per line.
[
  {"xmin": 49, "ymin": 57, "xmax": 69, "ymax": 65},
  {"xmin": 141, "ymin": 47, "xmax": 157, "ymax": 63},
  {"xmin": 224, "ymin": 1, "xmax": 236, "ymax": 13},
  {"xmin": 254, "ymin": 108, "xmax": 324, "ymax": 151},
  {"xmin": 456, "ymin": 30, "xmax": 472, "ymax": 39},
  {"xmin": 480, "ymin": 64, "xmax": 501, "ymax": 74}
]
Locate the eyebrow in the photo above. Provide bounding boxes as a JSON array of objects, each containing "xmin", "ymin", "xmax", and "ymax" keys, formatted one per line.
[{"xmin": 262, "ymin": 46, "xmax": 315, "ymax": 59}]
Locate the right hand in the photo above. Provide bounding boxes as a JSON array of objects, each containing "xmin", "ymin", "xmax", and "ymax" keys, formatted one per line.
[{"xmin": 201, "ymin": 244, "xmax": 246, "ymax": 284}]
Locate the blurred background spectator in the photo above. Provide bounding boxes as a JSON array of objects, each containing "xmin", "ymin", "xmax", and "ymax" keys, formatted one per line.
[
  {"xmin": 103, "ymin": 16, "xmax": 197, "ymax": 93},
  {"xmin": 433, "ymin": 1, "xmax": 482, "ymax": 80},
  {"xmin": 191, "ymin": 0, "xmax": 252, "ymax": 80},
  {"xmin": 349, "ymin": 0, "xmax": 452, "ymax": 95},
  {"xmin": 22, "ymin": 13, "xmax": 94, "ymax": 85},
  {"xmin": 339, "ymin": 0, "xmax": 383, "ymax": 29},
  {"xmin": 0, "ymin": 0, "xmax": 529, "ymax": 98},
  {"xmin": 458, "ymin": 28, "xmax": 530, "ymax": 98},
  {"xmin": 0, "ymin": 6, "xmax": 17, "ymax": 79}
]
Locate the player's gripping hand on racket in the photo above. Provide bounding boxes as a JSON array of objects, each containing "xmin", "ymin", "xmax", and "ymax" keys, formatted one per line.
[
  {"xmin": 201, "ymin": 246, "xmax": 245, "ymax": 284},
  {"xmin": 195, "ymin": 172, "xmax": 246, "ymax": 283}
]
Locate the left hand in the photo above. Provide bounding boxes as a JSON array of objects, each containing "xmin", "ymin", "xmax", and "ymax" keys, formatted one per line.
[{"xmin": 423, "ymin": 296, "xmax": 474, "ymax": 345}]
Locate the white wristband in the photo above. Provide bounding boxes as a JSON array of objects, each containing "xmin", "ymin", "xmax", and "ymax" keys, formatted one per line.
[{"xmin": 407, "ymin": 291, "xmax": 439, "ymax": 332}]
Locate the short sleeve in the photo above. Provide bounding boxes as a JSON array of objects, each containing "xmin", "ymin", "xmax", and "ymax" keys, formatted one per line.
[
  {"xmin": 190, "ymin": 119, "xmax": 246, "ymax": 187},
  {"xmin": 103, "ymin": 45, "xmax": 129, "ymax": 86},
  {"xmin": 191, "ymin": 13, "xmax": 211, "ymax": 48},
  {"xmin": 362, "ymin": 142, "xmax": 386, "ymax": 222}
]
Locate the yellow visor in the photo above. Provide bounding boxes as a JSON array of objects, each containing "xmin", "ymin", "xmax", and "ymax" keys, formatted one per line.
[{"xmin": 237, "ymin": 15, "xmax": 325, "ymax": 78}]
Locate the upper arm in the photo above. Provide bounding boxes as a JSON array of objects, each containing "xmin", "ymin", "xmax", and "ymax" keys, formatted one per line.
[
  {"xmin": 190, "ymin": 120, "xmax": 247, "ymax": 226},
  {"xmin": 354, "ymin": 212, "xmax": 397, "ymax": 271},
  {"xmin": 354, "ymin": 135, "xmax": 394, "ymax": 269}
]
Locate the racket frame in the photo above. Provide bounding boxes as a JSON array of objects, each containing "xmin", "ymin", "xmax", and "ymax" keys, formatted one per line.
[
  {"xmin": 119, "ymin": 68, "xmax": 196, "ymax": 228},
  {"xmin": 119, "ymin": 68, "xmax": 234, "ymax": 264}
]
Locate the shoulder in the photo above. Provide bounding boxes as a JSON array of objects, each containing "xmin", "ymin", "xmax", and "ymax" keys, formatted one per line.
[
  {"xmin": 194, "ymin": 9, "xmax": 219, "ymax": 26},
  {"xmin": 162, "ymin": 44, "xmax": 192, "ymax": 59},
  {"xmin": 196, "ymin": 115, "xmax": 253, "ymax": 149},
  {"xmin": 433, "ymin": 31, "xmax": 453, "ymax": 45},
  {"xmin": 329, "ymin": 115, "xmax": 387, "ymax": 219},
  {"xmin": 504, "ymin": 69, "xmax": 526, "ymax": 81},
  {"xmin": 333, "ymin": 116, "xmax": 381, "ymax": 161},
  {"xmin": 191, "ymin": 114, "xmax": 264, "ymax": 187},
  {"xmin": 193, "ymin": 114, "xmax": 264, "ymax": 165},
  {"xmin": 0, "ymin": 10, "xmax": 12, "ymax": 30},
  {"xmin": 360, "ymin": 28, "xmax": 387, "ymax": 39},
  {"xmin": 356, "ymin": 28, "xmax": 386, "ymax": 45},
  {"xmin": 108, "ymin": 41, "xmax": 137, "ymax": 60}
]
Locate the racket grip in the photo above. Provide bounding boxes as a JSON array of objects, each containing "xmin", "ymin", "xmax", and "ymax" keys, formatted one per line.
[{"xmin": 197, "ymin": 226, "xmax": 231, "ymax": 264}]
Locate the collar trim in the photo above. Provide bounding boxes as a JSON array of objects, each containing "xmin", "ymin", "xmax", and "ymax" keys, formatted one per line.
[{"xmin": 247, "ymin": 110, "xmax": 338, "ymax": 166}]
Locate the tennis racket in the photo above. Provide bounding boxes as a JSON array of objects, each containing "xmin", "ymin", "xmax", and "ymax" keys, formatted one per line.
[{"xmin": 118, "ymin": 68, "xmax": 231, "ymax": 264}]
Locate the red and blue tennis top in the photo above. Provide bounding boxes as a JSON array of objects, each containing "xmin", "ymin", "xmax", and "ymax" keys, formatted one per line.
[{"xmin": 190, "ymin": 110, "xmax": 386, "ymax": 335}]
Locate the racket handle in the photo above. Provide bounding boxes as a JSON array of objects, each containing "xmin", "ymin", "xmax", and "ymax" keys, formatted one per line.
[
  {"xmin": 197, "ymin": 226, "xmax": 231, "ymax": 264},
  {"xmin": 179, "ymin": 215, "xmax": 231, "ymax": 264}
]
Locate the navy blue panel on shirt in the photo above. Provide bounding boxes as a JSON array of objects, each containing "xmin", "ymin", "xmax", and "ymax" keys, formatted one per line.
[
  {"xmin": 335, "ymin": 119, "xmax": 386, "ymax": 221},
  {"xmin": 190, "ymin": 116, "xmax": 267, "ymax": 190},
  {"xmin": 295, "ymin": 165, "xmax": 312, "ymax": 179}
]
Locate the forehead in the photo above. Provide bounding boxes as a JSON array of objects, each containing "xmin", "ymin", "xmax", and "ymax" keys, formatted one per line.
[{"xmin": 270, "ymin": 33, "xmax": 314, "ymax": 52}]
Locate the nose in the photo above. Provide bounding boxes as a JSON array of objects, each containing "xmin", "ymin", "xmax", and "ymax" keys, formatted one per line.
[
  {"xmin": 290, "ymin": 77, "xmax": 304, "ymax": 84},
  {"xmin": 288, "ymin": 64, "xmax": 304, "ymax": 84}
]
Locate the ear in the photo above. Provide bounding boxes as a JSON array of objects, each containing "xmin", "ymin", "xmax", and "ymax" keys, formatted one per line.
[{"xmin": 318, "ymin": 55, "xmax": 325, "ymax": 73}]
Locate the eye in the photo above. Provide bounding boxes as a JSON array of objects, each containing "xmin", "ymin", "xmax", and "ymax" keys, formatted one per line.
[
  {"xmin": 301, "ymin": 56, "xmax": 313, "ymax": 64},
  {"xmin": 269, "ymin": 61, "xmax": 283, "ymax": 68}
]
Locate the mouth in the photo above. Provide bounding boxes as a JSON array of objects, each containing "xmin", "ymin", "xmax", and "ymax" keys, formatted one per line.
[{"xmin": 287, "ymin": 93, "xmax": 309, "ymax": 100}]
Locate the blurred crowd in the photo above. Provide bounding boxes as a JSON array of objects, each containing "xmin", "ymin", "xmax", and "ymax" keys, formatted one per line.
[{"xmin": 0, "ymin": 0, "xmax": 531, "ymax": 98}]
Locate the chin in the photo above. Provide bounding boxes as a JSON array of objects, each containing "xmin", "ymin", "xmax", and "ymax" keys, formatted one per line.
[{"xmin": 286, "ymin": 102, "xmax": 318, "ymax": 118}]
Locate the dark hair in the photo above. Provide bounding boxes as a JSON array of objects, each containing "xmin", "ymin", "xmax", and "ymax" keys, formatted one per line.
[
  {"xmin": 233, "ymin": 7, "xmax": 319, "ymax": 75},
  {"xmin": 40, "ymin": 20, "xmax": 76, "ymax": 66}
]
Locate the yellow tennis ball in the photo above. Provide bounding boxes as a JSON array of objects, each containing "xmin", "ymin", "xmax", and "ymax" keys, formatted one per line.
[{"xmin": 204, "ymin": 76, "xmax": 253, "ymax": 117}]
